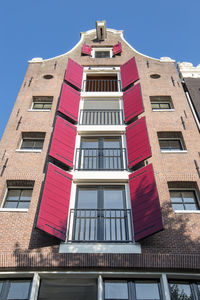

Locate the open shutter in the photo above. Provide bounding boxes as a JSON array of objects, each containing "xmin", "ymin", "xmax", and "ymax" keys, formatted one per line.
[
  {"xmin": 49, "ymin": 116, "xmax": 76, "ymax": 168},
  {"xmin": 120, "ymin": 57, "xmax": 139, "ymax": 90},
  {"xmin": 126, "ymin": 117, "xmax": 151, "ymax": 168},
  {"xmin": 113, "ymin": 42, "xmax": 122, "ymax": 55},
  {"xmin": 58, "ymin": 82, "xmax": 80, "ymax": 122},
  {"xmin": 123, "ymin": 83, "xmax": 144, "ymax": 123},
  {"xmin": 81, "ymin": 43, "xmax": 92, "ymax": 55},
  {"xmin": 64, "ymin": 58, "xmax": 83, "ymax": 90},
  {"xmin": 129, "ymin": 164, "xmax": 163, "ymax": 241},
  {"xmin": 36, "ymin": 163, "xmax": 72, "ymax": 240}
]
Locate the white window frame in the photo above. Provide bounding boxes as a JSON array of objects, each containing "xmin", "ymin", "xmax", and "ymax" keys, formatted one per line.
[
  {"xmin": 29, "ymin": 97, "xmax": 53, "ymax": 112},
  {"xmin": 158, "ymin": 138, "xmax": 187, "ymax": 153},
  {"xmin": 91, "ymin": 47, "xmax": 113, "ymax": 58},
  {"xmin": 16, "ymin": 137, "xmax": 45, "ymax": 153},
  {"xmin": 169, "ymin": 188, "xmax": 200, "ymax": 213},
  {"xmin": 0, "ymin": 186, "xmax": 33, "ymax": 212},
  {"xmin": 150, "ymin": 96, "xmax": 174, "ymax": 112}
]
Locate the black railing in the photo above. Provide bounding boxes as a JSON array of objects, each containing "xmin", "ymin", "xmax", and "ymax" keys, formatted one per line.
[
  {"xmin": 79, "ymin": 109, "xmax": 124, "ymax": 125},
  {"xmin": 75, "ymin": 148, "xmax": 127, "ymax": 170},
  {"xmin": 82, "ymin": 80, "xmax": 121, "ymax": 92},
  {"xmin": 67, "ymin": 209, "xmax": 132, "ymax": 242}
]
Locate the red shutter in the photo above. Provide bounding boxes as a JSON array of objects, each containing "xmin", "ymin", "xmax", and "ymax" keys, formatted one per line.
[
  {"xmin": 126, "ymin": 117, "xmax": 151, "ymax": 168},
  {"xmin": 49, "ymin": 116, "xmax": 76, "ymax": 168},
  {"xmin": 58, "ymin": 82, "xmax": 80, "ymax": 122},
  {"xmin": 129, "ymin": 164, "xmax": 163, "ymax": 241},
  {"xmin": 123, "ymin": 83, "xmax": 144, "ymax": 123},
  {"xmin": 81, "ymin": 43, "xmax": 92, "ymax": 55},
  {"xmin": 64, "ymin": 58, "xmax": 83, "ymax": 90},
  {"xmin": 120, "ymin": 57, "xmax": 139, "ymax": 90},
  {"xmin": 113, "ymin": 42, "xmax": 122, "ymax": 55},
  {"xmin": 36, "ymin": 163, "xmax": 72, "ymax": 241}
]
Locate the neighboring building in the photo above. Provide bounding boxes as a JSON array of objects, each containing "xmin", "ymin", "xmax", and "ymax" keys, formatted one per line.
[{"xmin": 0, "ymin": 21, "xmax": 200, "ymax": 299}]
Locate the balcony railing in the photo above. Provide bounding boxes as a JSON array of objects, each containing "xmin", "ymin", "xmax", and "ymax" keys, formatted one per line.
[
  {"xmin": 79, "ymin": 109, "xmax": 124, "ymax": 125},
  {"xmin": 67, "ymin": 209, "xmax": 133, "ymax": 242},
  {"xmin": 82, "ymin": 79, "xmax": 121, "ymax": 92},
  {"xmin": 75, "ymin": 148, "xmax": 127, "ymax": 170}
]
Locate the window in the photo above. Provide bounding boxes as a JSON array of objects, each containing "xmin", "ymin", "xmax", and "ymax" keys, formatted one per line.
[
  {"xmin": 91, "ymin": 48, "xmax": 112, "ymax": 58},
  {"xmin": 19, "ymin": 132, "xmax": 45, "ymax": 152},
  {"xmin": 75, "ymin": 137, "xmax": 126, "ymax": 170},
  {"xmin": 68, "ymin": 186, "xmax": 132, "ymax": 242},
  {"xmin": 157, "ymin": 132, "xmax": 186, "ymax": 152},
  {"xmin": 2, "ymin": 180, "xmax": 34, "ymax": 210},
  {"xmin": 150, "ymin": 96, "xmax": 174, "ymax": 110},
  {"xmin": 0, "ymin": 279, "xmax": 32, "ymax": 300},
  {"xmin": 169, "ymin": 280, "xmax": 200, "ymax": 300},
  {"xmin": 32, "ymin": 96, "xmax": 53, "ymax": 110},
  {"xmin": 104, "ymin": 280, "xmax": 161, "ymax": 300},
  {"xmin": 84, "ymin": 74, "xmax": 119, "ymax": 92},
  {"xmin": 170, "ymin": 190, "xmax": 199, "ymax": 211}
]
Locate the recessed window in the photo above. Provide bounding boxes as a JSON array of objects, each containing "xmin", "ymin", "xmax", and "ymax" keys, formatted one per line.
[
  {"xmin": 0, "ymin": 279, "xmax": 32, "ymax": 300},
  {"xmin": 104, "ymin": 280, "xmax": 161, "ymax": 300},
  {"xmin": 2, "ymin": 181, "xmax": 34, "ymax": 210},
  {"xmin": 32, "ymin": 96, "xmax": 53, "ymax": 110},
  {"xmin": 84, "ymin": 74, "xmax": 119, "ymax": 92},
  {"xmin": 150, "ymin": 74, "xmax": 161, "ymax": 79},
  {"xmin": 170, "ymin": 190, "xmax": 199, "ymax": 211},
  {"xmin": 150, "ymin": 96, "xmax": 174, "ymax": 110},
  {"xmin": 169, "ymin": 281, "xmax": 200, "ymax": 299},
  {"xmin": 19, "ymin": 132, "xmax": 45, "ymax": 152},
  {"xmin": 158, "ymin": 132, "xmax": 186, "ymax": 152},
  {"xmin": 43, "ymin": 74, "xmax": 53, "ymax": 79},
  {"xmin": 92, "ymin": 48, "xmax": 112, "ymax": 58}
]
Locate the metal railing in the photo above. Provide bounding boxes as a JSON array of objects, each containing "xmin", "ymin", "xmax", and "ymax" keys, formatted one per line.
[
  {"xmin": 79, "ymin": 109, "xmax": 124, "ymax": 125},
  {"xmin": 75, "ymin": 148, "xmax": 127, "ymax": 170},
  {"xmin": 67, "ymin": 209, "xmax": 133, "ymax": 242},
  {"xmin": 82, "ymin": 79, "xmax": 121, "ymax": 92}
]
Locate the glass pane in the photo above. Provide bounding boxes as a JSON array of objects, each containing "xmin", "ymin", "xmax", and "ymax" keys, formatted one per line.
[
  {"xmin": 172, "ymin": 203, "xmax": 184, "ymax": 210},
  {"xmin": 20, "ymin": 190, "xmax": 32, "ymax": 201},
  {"xmin": 185, "ymin": 204, "xmax": 197, "ymax": 210},
  {"xmin": 6, "ymin": 190, "xmax": 20, "ymax": 201},
  {"xmin": 170, "ymin": 140, "xmax": 182, "ymax": 150},
  {"xmin": 81, "ymin": 138, "xmax": 99, "ymax": 149},
  {"xmin": 104, "ymin": 188, "xmax": 124, "ymax": 209},
  {"xmin": 43, "ymin": 103, "xmax": 52, "ymax": 109},
  {"xmin": 103, "ymin": 138, "xmax": 120, "ymax": 149},
  {"xmin": 77, "ymin": 188, "xmax": 98, "ymax": 209},
  {"xmin": 160, "ymin": 103, "xmax": 171, "ymax": 109},
  {"xmin": 34, "ymin": 140, "xmax": 43, "ymax": 149},
  {"xmin": 151, "ymin": 103, "xmax": 160, "ymax": 109},
  {"xmin": 182, "ymin": 191, "xmax": 196, "ymax": 203},
  {"xmin": 4, "ymin": 201, "xmax": 18, "ymax": 208},
  {"xmin": 105, "ymin": 281, "xmax": 128, "ymax": 299},
  {"xmin": 135, "ymin": 281, "xmax": 160, "ymax": 299},
  {"xmin": 7, "ymin": 281, "xmax": 31, "ymax": 299},
  {"xmin": 169, "ymin": 283, "xmax": 192, "ymax": 300},
  {"xmin": 159, "ymin": 140, "xmax": 169, "ymax": 150},
  {"xmin": 33, "ymin": 103, "xmax": 43, "ymax": 109},
  {"xmin": 0, "ymin": 281, "xmax": 3, "ymax": 293},
  {"xmin": 21, "ymin": 140, "xmax": 34, "ymax": 149},
  {"xmin": 95, "ymin": 51, "xmax": 110, "ymax": 58},
  {"xmin": 170, "ymin": 191, "xmax": 182, "ymax": 203},
  {"xmin": 18, "ymin": 202, "xmax": 31, "ymax": 209}
]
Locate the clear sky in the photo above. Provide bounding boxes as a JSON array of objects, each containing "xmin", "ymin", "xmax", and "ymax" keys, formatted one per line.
[{"xmin": 0, "ymin": 0, "xmax": 200, "ymax": 139}]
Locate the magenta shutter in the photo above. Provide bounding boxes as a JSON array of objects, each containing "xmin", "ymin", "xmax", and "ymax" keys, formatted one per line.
[
  {"xmin": 120, "ymin": 57, "xmax": 139, "ymax": 90},
  {"xmin": 81, "ymin": 43, "xmax": 92, "ymax": 55},
  {"xmin": 126, "ymin": 117, "xmax": 151, "ymax": 168},
  {"xmin": 64, "ymin": 58, "xmax": 83, "ymax": 90},
  {"xmin": 49, "ymin": 116, "xmax": 76, "ymax": 168},
  {"xmin": 58, "ymin": 82, "xmax": 80, "ymax": 122},
  {"xmin": 113, "ymin": 42, "xmax": 122, "ymax": 55},
  {"xmin": 36, "ymin": 163, "xmax": 72, "ymax": 240},
  {"xmin": 129, "ymin": 163, "xmax": 163, "ymax": 241},
  {"xmin": 123, "ymin": 83, "xmax": 144, "ymax": 123}
]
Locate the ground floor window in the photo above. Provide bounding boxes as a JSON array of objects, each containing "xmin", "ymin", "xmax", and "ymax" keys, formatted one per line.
[
  {"xmin": 169, "ymin": 280, "xmax": 200, "ymax": 300},
  {"xmin": 0, "ymin": 279, "xmax": 32, "ymax": 300}
]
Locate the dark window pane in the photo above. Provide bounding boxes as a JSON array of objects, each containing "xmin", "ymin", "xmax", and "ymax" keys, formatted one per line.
[
  {"xmin": 0, "ymin": 281, "xmax": 3, "ymax": 294},
  {"xmin": 21, "ymin": 140, "xmax": 34, "ymax": 149},
  {"xmin": 182, "ymin": 191, "xmax": 196, "ymax": 203},
  {"xmin": 34, "ymin": 140, "xmax": 43, "ymax": 149},
  {"xmin": 7, "ymin": 281, "xmax": 31, "ymax": 299},
  {"xmin": 169, "ymin": 283, "xmax": 192, "ymax": 300},
  {"xmin": 159, "ymin": 140, "xmax": 169, "ymax": 149},
  {"xmin": 105, "ymin": 281, "xmax": 128, "ymax": 299},
  {"xmin": 170, "ymin": 140, "xmax": 182, "ymax": 150},
  {"xmin": 95, "ymin": 51, "xmax": 110, "ymax": 58},
  {"xmin": 135, "ymin": 281, "xmax": 160, "ymax": 299}
]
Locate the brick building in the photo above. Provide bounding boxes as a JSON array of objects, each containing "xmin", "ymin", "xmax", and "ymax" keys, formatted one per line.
[{"xmin": 0, "ymin": 21, "xmax": 200, "ymax": 299}]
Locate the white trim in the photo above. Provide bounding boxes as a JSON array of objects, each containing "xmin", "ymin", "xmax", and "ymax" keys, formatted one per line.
[
  {"xmin": 161, "ymin": 274, "xmax": 171, "ymax": 300},
  {"xmin": 152, "ymin": 109, "xmax": 175, "ymax": 112},
  {"xmin": 81, "ymin": 92, "xmax": 123, "ymax": 98},
  {"xmin": 0, "ymin": 208, "xmax": 28, "ymax": 212},
  {"xmin": 72, "ymin": 171, "xmax": 129, "ymax": 183},
  {"xmin": 16, "ymin": 149, "xmax": 42, "ymax": 153},
  {"xmin": 98, "ymin": 275, "xmax": 103, "ymax": 300},
  {"xmin": 28, "ymin": 109, "xmax": 51, "ymax": 112},
  {"xmin": 29, "ymin": 273, "xmax": 40, "ymax": 300},
  {"xmin": 77, "ymin": 125, "xmax": 126, "ymax": 135},
  {"xmin": 174, "ymin": 210, "xmax": 200, "ymax": 213},
  {"xmin": 91, "ymin": 47, "xmax": 113, "ymax": 58},
  {"xmin": 161, "ymin": 150, "xmax": 187, "ymax": 153}
]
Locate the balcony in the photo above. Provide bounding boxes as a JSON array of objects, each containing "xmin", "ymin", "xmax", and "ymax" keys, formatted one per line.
[
  {"xmin": 75, "ymin": 148, "xmax": 127, "ymax": 170},
  {"xmin": 82, "ymin": 75, "xmax": 121, "ymax": 92},
  {"xmin": 67, "ymin": 209, "xmax": 132, "ymax": 242},
  {"xmin": 79, "ymin": 109, "xmax": 124, "ymax": 125}
]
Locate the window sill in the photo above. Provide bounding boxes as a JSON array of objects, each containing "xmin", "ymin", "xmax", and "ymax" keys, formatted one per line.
[
  {"xmin": 174, "ymin": 210, "xmax": 200, "ymax": 214},
  {"xmin": 16, "ymin": 149, "xmax": 42, "ymax": 153},
  {"xmin": 0, "ymin": 208, "xmax": 28, "ymax": 212},
  {"xmin": 28, "ymin": 109, "xmax": 51, "ymax": 112},
  {"xmin": 160, "ymin": 150, "xmax": 187, "ymax": 154},
  {"xmin": 59, "ymin": 242, "xmax": 141, "ymax": 254},
  {"xmin": 152, "ymin": 109, "xmax": 175, "ymax": 112}
]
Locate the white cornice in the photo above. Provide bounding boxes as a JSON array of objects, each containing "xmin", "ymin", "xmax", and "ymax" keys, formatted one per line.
[{"xmin": 177, "ymin": 62, "xmax": 200, "ymax": 79}]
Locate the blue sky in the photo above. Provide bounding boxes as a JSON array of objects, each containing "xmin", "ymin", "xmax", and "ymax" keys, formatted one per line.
[{"xmin": 0, "ymin": 0, "xmax": 200, "ymax": 139}]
